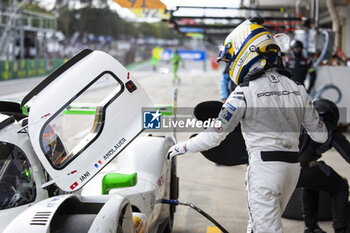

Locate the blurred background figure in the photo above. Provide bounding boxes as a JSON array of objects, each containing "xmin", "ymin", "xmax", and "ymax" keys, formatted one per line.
[
  {"xmin": 210, "ymin": 54, "xmax": 219, "ymax": 70},
  {"xmin": 219, "ymin": 64, "xmax": 236, "ymax": 103},
  {"xmin": 150, "ymin": 46, "xmax": 163, "ymax": 72},
  {"xmin": 285, "ymin": 40, "xmax": 316, "ymax": 93},
  {"xmin": 172, "ymin": 49, "xmax": 183, "ymax": 84}
]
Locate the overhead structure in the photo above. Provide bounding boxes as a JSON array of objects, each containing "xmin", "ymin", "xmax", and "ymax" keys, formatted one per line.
[
  {"xmin": 113, "ymin": 0, "xmax": 166, "ymax": 9},
  {"xmin": 113, "ymin": 0, "xmax": 169, "ymax": 20},
  {"xmin": 0, "ymin": 0, "xmax": 57, "ymax": 60},
  {"xmin": 166, "ymin": 5, "xmax": 306, "ymax": 43}
]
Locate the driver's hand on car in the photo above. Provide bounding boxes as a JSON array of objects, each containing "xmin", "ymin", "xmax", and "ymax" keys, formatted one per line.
[{"xmin": 167, "ymin": 142, "xmax": 187, "ymax": 160}]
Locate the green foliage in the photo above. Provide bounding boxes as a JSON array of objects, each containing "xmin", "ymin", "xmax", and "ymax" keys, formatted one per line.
[
  {"xmin": 56, "ymin": 7, "xmax": 181, "ymax": 39},
  {"xmin": 24, "ymin": 3, "xmax": 54, "ymax": 15},
  {"xmin": 11, "ymin": 0, "xmax": 181, "ymax": 40}
]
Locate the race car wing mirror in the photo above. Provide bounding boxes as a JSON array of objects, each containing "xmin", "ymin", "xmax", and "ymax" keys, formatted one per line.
[{"xmin": 102, "ymin": 172, "xmax": 137, "ymax": 195}]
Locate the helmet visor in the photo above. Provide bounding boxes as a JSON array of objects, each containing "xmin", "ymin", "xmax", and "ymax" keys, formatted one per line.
[{"xmin": 217, "ymin": 43, "xmax": 232, "ymax": 63}]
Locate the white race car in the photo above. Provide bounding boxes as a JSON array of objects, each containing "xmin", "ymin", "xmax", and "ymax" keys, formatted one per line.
[{"xmin": 0, "ymin": 49, "xmax": 178, "ymax": 233}]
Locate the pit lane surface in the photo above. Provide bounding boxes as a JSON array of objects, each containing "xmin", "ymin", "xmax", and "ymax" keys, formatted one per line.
[{"xmin": 1, "ymin": 60, "xmax": 349, "ymax": 232}]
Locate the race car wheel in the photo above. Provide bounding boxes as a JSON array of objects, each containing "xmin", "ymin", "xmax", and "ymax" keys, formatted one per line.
[
  {"xmin": 163, "ymin": 159, "xmax": 178, "ymax": 233},
  {"xmin": 117, "ymin": 223, "xmax": 123, "ymax": 233},
  {"xmin": 117, "ymin": 212, "xmax": 124, "ymax": 233}
]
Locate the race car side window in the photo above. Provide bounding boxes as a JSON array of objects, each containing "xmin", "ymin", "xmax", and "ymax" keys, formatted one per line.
[
  {"xmin": 0, "ymin": 142, "xmax": 36, "ymax": 210},
  {"xmin": 40, "ymin": 71, "xmax": 123, "ymax": 169}
]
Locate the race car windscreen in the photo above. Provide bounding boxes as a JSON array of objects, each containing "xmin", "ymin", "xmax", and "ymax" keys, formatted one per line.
[
  {"xmin": 0, "ymin": 142, "xmax": 36, "ymax": 210},
  {"xmin": 40, "ymin": 72, "xmax": 123, "ymax": 169}
]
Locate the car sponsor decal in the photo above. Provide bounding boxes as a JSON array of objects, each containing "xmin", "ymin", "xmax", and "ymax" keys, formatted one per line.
[
  {"xmin": 47, "ymin": 197, "xmax": 60, "ymax": 208},
  {"xmin": 31, "ymin": 113, "xmax": 52, "ymax": 125},
  {"xmin": 79, "ymin": 171, "xmax": 90, "ymax": 182},
  {"xmin": 103, "ymin": 138, "xmax": 127, "ymax": 161},
  {"xmin": 220, "ymin": 108, "xmax": 233, "ymax": 122},
  {"xmin": 157, "ymin": 175, "xmax": 165, "ymax": 187},
  {"xmin": 133, "ymin": 216, "xmax": 145, "ymax": 233},
  {"xmin": 67, "ymin": 170, "xmax": 77, "ymax": 176},
  {"xmin": 41, "ymin": 113, "xmax": 51, "ymax": 119},
  {"xmin": 94, "ymin": 160, "xmax": 103, "ymax": 168},
  {"xmin": 70, "ymin": 182, "xmax": 78, "ymax": 190}
]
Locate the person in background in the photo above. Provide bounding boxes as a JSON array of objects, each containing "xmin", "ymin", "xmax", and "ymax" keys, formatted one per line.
[
  {"xmin": 219, "ymin": 64, "xmax": 236, "ymax": 103},
  {"xmin": 285, "ymin": 40, "xmax": 316, "ymax": 93},
  {"xmin": 151, "ymin": 46, "xmax": 162, "ymax": 72},
  {"xmin": 298, "ymin": 99, "xmax": 349, "ymax": 233},
  {"xmin": 172, "ymin": 49, "xmax": 184, "ymax": 84},
  {"xmin": 150, "ymin": 56, "xmax": 158, "ymax": 72}
]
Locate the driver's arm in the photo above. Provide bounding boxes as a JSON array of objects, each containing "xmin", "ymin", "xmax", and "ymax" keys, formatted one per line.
[
  {"xmin": 300, "ymin": 86, "xmax": 328, "ymax": 143},
  {"xmin": 184, "ymin": 88, "xmax": 246, "ymax": 153}
]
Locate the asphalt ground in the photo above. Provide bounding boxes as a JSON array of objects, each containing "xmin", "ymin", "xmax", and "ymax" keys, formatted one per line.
[{"xmin": 0, "ymin": 60, "xmax": 349, "ymax": 233}]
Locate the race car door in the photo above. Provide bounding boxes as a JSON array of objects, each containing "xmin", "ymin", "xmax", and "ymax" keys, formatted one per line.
[{"xmin": 23, "ymin": 50, "xmax": 154, "ymax": 192}]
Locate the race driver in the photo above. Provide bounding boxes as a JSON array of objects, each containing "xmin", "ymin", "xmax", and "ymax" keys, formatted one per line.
[{"xmin": 168, "ymin": 17, "xmax": 328, "ymax": 233}]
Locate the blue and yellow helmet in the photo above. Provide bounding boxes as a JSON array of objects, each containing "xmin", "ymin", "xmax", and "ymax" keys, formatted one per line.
[{"xmin": 217, "ymin": 17, "xmax": 279, "ymax": 85}]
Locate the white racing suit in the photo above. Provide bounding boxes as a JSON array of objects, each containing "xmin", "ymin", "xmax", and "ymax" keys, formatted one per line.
[{"xmin": 183, "ymin": 68, "xmax": 328, "ymax": 233}]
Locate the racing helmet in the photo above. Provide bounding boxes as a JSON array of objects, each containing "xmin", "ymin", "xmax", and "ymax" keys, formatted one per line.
[
  {"xmin": 217, "ymin": 17, "xmax": 281, "ymax": 85},
  {"xmin": 290, "ymin": 40, "xmax": 304, "ymax": 49}
]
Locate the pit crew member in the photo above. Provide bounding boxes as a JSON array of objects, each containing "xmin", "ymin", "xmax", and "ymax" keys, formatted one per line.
[
  {"xmin": 298, "ymin": 99, "xmax": 350, "ymax": 233},
  {"xmin": 285, "ymin": 40, "xmax": 316, "ymax": 93}
]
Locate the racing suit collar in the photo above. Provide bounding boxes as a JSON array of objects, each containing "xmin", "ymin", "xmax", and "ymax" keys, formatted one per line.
[{"xmin": 243, "ymin": 64, "xmax": 293, "ymax": 84}]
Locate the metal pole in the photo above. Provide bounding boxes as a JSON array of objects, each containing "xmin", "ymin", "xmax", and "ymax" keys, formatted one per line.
[
  {"xmin": 311, "ymin": 0, "xmax": 315, "ymax": 25},
  {"xmin": 0, "ymin": 0, "xmax": 2, "ymax": 25},
  {"xmin": 20, "ymin": 10, "xmax": 24, "ymax": 59},
  {"xmin": 44, "ymin": 31, "xmax": 48, "ymax": 60},
  {"xmin": 172, "ymin": 88, "xmax": 177, "ymax": 142},
  {"xmin": 315, "ymin": 0, "xmax": 319, "ymax": 29}
]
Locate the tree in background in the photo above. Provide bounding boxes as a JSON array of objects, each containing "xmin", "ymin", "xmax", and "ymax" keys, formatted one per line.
[
  {"xmin": 53, "ymin": 0, "xmax": 108, "ymax": 11},
  {"xmin": 49, "ymin": 0, "xmax": 181, "ymax": 40}
]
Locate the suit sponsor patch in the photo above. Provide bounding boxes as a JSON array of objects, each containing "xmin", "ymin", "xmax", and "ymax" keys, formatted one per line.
[
  {"xmin": 226, "ymin": 102, "xmax": 237, "ymax": 112},
  {"xmin": 220, "ymin": 108, "xmax": 233, "ymax": 122},
  {"xmin": 215, "ymin": 126, "xmax": 224, "ymax": 133}
]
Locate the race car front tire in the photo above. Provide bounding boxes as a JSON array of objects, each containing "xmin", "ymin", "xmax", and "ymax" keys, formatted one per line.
[{"xmin": 163, "ymin": 159, "xmax": 178, "ymax": 233}]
